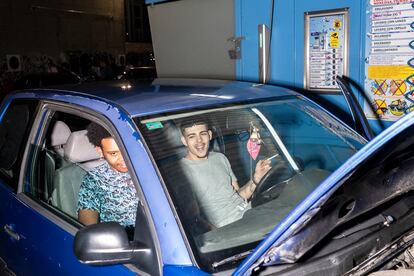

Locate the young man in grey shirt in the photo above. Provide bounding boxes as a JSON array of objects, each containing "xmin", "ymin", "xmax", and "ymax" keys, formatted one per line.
[{"xmin": 179, "ymin": 119, "xmax": 271, "ymax": 228}]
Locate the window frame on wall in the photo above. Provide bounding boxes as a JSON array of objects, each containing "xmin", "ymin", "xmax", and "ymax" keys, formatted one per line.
[
  {"xmin": 125, "ymin": 0, "xmax": 152, "ymax": 43},
  {"xmin": 303, "ymin": 8, "xmax": 349, "ymax": 92}
]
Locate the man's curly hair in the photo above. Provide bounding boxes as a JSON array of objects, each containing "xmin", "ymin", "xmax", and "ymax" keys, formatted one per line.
[{"xmin": 86, "ymin": 122, "xmax": 111, "ymax": 147}]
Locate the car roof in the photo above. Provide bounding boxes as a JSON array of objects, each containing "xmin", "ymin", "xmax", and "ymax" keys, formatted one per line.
[{"xmin": 14, "ymin": 78, "xmax": 298, "ymax": 117}]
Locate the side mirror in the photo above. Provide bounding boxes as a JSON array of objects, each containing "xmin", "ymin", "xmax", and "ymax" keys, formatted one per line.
[{"xmin": 73, "ymin": 222, "xmax": 150, "ymax": 265}]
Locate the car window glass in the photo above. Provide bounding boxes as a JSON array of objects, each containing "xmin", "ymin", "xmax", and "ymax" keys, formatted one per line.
[
  {"xmin": 25, "ymin": 113, "xmax": 93, "ymax": 219},
  {"xmin": 0, "ymin": 100, "xmax": 37, "ymax": 191},
  {"xmin": 136, "ymin": 98, "xmax": 366, "ymax": 272},
  {"xmin": 24, "ymin": 111, "xmax": 138, "ymax": 237}
]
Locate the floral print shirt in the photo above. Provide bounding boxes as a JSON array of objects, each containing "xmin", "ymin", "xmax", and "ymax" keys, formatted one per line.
[{"xmin": 78, "ymin": 162, "xmax": 138, "ymax": 226}]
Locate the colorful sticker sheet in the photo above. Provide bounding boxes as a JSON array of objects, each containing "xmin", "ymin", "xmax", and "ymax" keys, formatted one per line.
[{"xmin": 364, "ymin": 0, "xmax": 414, "ymax": 121}]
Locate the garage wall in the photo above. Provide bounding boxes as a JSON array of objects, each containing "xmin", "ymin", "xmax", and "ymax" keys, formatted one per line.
[
  {"xmin": 147, "ymin": 0, "xmax": 236, "ymax": 79},
  {"xmin": 0, "ymin": 0, "xmax": 125, "ymax": 58}
]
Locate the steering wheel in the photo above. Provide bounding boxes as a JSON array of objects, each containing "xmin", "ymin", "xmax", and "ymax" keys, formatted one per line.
[{"xmin": 251, "ymin": 160, "xmax": 294, "ymax": 207}]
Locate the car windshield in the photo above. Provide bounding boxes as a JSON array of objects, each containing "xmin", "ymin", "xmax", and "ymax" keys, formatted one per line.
[{"xmin": 135, "ymin": 96, "xmax": 366, "ymax": 271}]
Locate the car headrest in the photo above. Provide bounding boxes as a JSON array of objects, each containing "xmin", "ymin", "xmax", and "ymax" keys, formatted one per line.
[
  {"xmin": 64, "ymin": 130, "xmax": 101, "ymax": 163},
  {"xmin": 50, "ymin": 121, "xmax": 72, "ymax": 157},
  {"xmin": 50, "ymin": 121, "xmax": 71, "ymax": 147}
]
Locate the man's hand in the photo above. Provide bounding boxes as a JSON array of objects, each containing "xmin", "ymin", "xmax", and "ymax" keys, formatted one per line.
[
  {"xmin": 253, "ymin": 159, "xmax": 272, "ymax": 184},
  {"xmin": 79, "ymin": 209, "xmax": 99, "ymax": 226},
  {"xmin": 236, "ymin": 159, "xmax": 272, "ymax": 200}
]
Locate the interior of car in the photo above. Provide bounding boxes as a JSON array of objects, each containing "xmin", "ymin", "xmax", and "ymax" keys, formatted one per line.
[
  {"xmin": 137, "ymin": 99, "xmax": 366, "ymax": 271},
  {"xmin": 28, "ymin": 112, "xmax": 104, "ymax": 221}
]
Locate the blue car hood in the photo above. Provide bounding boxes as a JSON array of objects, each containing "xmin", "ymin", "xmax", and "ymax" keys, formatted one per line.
[{"xmin": 234, "ymin": 111, "xmax": 414, "ymax": 275}]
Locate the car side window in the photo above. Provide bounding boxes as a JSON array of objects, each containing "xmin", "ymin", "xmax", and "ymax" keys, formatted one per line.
[
  {"xmin": 24, "ymin": 109, "xmax": 159, "ymax": 273},
  {"xmin": 25, "ymin": 112, "xmax": 106, "ymax": 220},
  {"xmin": 0, "ymin": 100, "xmax": 38, "ymax": 191},
  {"xmin": 25, "ymin": 110, "xmax": 139, "ymax": 234}
]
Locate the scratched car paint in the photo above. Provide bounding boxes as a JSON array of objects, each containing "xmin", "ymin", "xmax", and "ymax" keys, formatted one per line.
[{"xmin": 0, "ymin": 79, "xmax": 414, "ymax": 275}]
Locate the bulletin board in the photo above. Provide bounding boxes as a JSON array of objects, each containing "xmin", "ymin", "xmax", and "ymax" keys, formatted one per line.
[
  {"xmin": 364, "ymin": 0, "xmax": 414, "ymax": 121},
  {"xmin": 304, "ymin": 9, "xmax": 349, "ymax": 91}
]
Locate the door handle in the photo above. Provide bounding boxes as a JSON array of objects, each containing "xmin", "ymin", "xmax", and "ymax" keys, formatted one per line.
[{"xmin": 4, "ymin": 224, "xmax": 20, "ymax": 241}]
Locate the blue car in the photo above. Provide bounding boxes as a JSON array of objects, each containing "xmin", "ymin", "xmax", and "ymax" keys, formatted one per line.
[{"xmin": 0, "ymin": 79, "xmax": 413, "ymax": 275}]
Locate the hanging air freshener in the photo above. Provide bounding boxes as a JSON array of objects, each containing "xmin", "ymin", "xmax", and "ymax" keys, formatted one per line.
[{"xmin": 247, "ymin": 123, "xmax": 262, "ymax": 160}]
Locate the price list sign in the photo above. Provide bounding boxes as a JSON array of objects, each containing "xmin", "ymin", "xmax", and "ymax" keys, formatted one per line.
[
  {"xmin": 304, "ymin": 9, "xmax": 349, "ymax": 91},
  {"xmin": 364, "ymin": 0, "xmax": 414, "ymax": 121}
]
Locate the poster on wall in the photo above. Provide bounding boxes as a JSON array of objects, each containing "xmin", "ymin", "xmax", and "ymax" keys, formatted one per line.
[
  {"xmin": 364, "ymin": 0, "xmax": 414, "ymax": 121},
  {"xmin": 304, "ymin": 9, "xmax": 349, "ymax": 91}
]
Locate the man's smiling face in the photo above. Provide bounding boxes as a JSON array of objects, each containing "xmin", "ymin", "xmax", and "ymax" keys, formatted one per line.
[
  {"xmin": 98, "ymin": 137, "xmax": 128, "ymax": 173},
  {"xmin": 181, "ymin": 123, "xmax": 212, "ymax": 160}
]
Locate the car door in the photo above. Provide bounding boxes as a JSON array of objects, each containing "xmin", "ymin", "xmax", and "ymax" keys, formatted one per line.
[
  {"xmin": 0, "ymin": 99, "xmax": 38, "ymax": 275},
  {"xmin": 0, "ymin": 100, "xmax": 136, "ymax": 275}
]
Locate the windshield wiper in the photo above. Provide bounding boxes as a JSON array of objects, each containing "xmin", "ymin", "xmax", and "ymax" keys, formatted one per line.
[
  {"xmin": 344, "ymin": 229, "xmax": 414, "ymax": 276},
  {"xmin": 333, "ymin": 214, "xmax": 394, "ymax": 239},
  {"xmin": 212, "ymin": 249, "xmax": 254, "ymax": 269}
]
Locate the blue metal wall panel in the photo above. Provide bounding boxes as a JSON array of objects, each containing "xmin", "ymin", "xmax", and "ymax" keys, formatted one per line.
[
  {"xmin": 290, "ymin": 1, "xmax": 364, "ymax": 87},
  {"xmin": 145, "ymin": 0, "xmax": 170, "ymax": 4},
  {"xmin": 270, "ymin": 0, "xmax": 295, "ymax": 87},
  {"xmin": 235, "ymin": 0, "xmax": 273, "ymax": 82},
  {"xmin": 147, "ymin": 0, "xmax": 389, "ymax": 134},
  {"xmin": 235, "ymin": 0, "xmax": 389, "ymax": 134},
  {"xmin": 290, "ymin": 0, "xmax": 368, "ymax": 131}
]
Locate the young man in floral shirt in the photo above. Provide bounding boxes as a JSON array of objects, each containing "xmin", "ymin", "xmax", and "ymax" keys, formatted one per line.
[{"xmin": 77, "ymin": 123, "xmax": 138, "ymax": 227}]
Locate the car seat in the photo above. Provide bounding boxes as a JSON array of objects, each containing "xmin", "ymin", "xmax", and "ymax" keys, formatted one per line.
[
  {"xmin": 50, "ymin": 121, "xmax": 72, "ymax": 157},
  {"xmin": 44, "ymin": 121, "xmax": 72, "ymax": 202},
  {"xmin": 51, "ymin": 130, "xmax": 105, "ymax": 218}
]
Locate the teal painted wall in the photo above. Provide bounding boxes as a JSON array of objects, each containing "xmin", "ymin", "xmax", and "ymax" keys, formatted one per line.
[{"xmin": 235, "ymin": 0, "xmax": 392, "ymax": 134}]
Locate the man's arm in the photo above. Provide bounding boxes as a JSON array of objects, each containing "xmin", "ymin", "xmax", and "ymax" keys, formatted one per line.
[
  {"xmin": 78, "ymin": 209, "xmax": 99, "ymax": 225},
  {"xmin": 78, "ymin": 172, "xmax": 101, "ymax": 226},
  {"xmin": 234, "ymin": 159, "xmax": 272, "ymax": 200},
  {"xmin": 232, "ymin": 180, "xmax": 255, "ymax": 200}
]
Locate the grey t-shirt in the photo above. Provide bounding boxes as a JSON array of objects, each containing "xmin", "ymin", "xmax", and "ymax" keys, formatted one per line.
[{"xmin": 179, "ymin": 152, "xmax": 250, "ymax": 227}]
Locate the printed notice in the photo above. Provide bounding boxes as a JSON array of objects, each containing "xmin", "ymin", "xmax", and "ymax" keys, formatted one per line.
[
  {"xmin": 364, "ymin": 0, "xmax": 414, "ymax": 121},
  {"xmin": 305, "ymin": 10, "xmax": 348, "ymax": 90}
]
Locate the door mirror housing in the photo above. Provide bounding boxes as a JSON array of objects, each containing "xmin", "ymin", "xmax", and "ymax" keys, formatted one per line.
[{"xmin": 74, "ymin": 222, "xmax": 150, "ymax": 265}]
